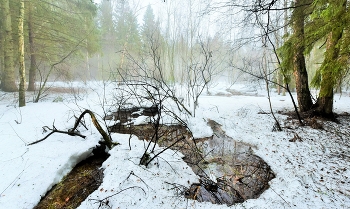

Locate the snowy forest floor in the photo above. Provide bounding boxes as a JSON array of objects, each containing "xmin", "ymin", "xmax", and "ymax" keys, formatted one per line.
[{"xmin": 0, "ymin": 81, "xmax": 349, "ymax": 209}]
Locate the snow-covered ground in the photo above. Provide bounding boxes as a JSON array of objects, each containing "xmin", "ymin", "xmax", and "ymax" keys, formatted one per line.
[{"xmin": 0, "ymin": 81, "xmax": 349, "ymax": 209}]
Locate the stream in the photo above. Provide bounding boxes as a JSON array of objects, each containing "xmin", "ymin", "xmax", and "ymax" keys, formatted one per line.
[
  {"xmin": 34, "ymin": 106, "xmax": 274, "ymax": 207},
  {"xmin": 108, "ymin": 107, "xmax": 275, "ymax": 206}
]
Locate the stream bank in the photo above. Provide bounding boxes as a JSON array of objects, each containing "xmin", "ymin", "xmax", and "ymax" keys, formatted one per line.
[{"xmin": 34, "ymin": 145, "xmax": 109, "ymax": 209}]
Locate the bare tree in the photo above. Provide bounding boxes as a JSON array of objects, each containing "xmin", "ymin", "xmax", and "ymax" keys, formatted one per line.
[{"xmin": 184, "ymin": 37, "xmax": 220, "ymax": 116}]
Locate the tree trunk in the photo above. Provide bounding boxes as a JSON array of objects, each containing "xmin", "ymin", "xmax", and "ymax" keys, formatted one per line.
[
  {"xmin": 316, "ymin": 28, "xmax": 343, "ymax": 117},
  {"xmin": 27, "ymin": 1, "xmax": 37, "ymax": 91},
  {"xmin": 314, "ymin": 0, "xmax": 346, "ymax": 118},
  {"xmin": 277, "ymin": 70, "xmax": 281, "ymax": 95},
  {"xmin": 0, "ymin": 21, "xmax": 4, "ymax": 84},
  {"xmin": 292, "ymin": 0, "xmax": 313, "ymax": 112},
  {"xmin": 281, "ymin": 0, "xmax": 289, "ymax": 97},
  {"xmin": 18, "ymin": 0, "xmax": 26, "ymax": 107},
  {"xmin": 0, "ymin": 50, "xmax": 3, "ymax": 85},
  {"xmin": 1, "ymin": 0, "xmax": 18, "ymax": 92},
  {"xmin": 316, "ymin": 91, "xmax": 333, "ymax": 117}
]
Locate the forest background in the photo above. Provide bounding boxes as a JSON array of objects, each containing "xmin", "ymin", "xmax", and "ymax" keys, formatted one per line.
[{"xmin": 0, "ymin": 0, "xmax": 349, "ymax": 117}]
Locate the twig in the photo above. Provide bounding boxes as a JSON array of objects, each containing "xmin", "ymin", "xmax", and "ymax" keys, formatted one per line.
[
  {"xmin": 145, "ymin": 136, "xmax": 185, "ymax": 167},
  {"xmin": 164, "ymin": 181, "xmax": 189, "ymax": 195},
  {"xmin": 125, "ymin": 171, "xmax": 153, "ymax": 191},
  {"xmin": 89, "ymin": 186, "xmax": 146, "ymax": 207}
]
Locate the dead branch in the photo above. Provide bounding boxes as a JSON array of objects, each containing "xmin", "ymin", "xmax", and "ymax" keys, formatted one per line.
[
  {"xmin": 143, "ymin": 136, "xmax": 186, "ymax": 167},
  {"xmin": 28, "ymin": 110, "xmax": 115, "ymax": 148}
]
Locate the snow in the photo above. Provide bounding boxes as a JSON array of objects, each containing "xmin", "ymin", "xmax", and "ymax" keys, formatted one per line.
[
  {"xmin": 0, "ymin": 81, "xmax": 349, "ymax": 209},
  {"xmin": 78, "ymin": 134, "xmax": 200, "ymax": 209}
]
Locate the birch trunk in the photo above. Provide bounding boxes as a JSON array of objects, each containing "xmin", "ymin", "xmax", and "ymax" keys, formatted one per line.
[{"xmin": 18, "ymin": 0, "xmax": 26, "ymax": 107}]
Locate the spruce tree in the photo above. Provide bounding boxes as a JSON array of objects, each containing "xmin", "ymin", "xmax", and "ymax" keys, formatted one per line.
[
  {"xmin": 99, "ymin": 0, "xmax": 117, "ymax": 77},
  {"xmin": 141, "ymin": 5, "xmax": 167, "ymax": 80},
  {"xmin": 114, "ymin": 0, "xmax": 141, "ymax": 72},
  {"xmin": 279, "ymin": 0, "xmax": 313, "ymax": 112},
  {"xmin": 114, "ymin": 0, "xmax": 141, "ymax": 55},
  {"xmin": 141, "ymin": 4, "xmax": 157, "ymax": 43},
  {"xmin": 306, "ymin": 0, "xmax": 349, "ymax": 116}
]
